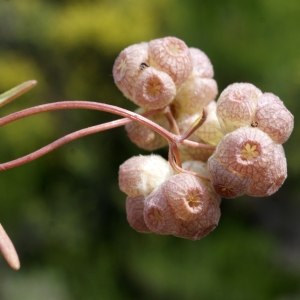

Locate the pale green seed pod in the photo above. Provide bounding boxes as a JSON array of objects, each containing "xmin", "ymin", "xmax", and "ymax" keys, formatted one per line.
[
  {"xmin": 195, "ymin": 101, "xmax": 224, "ymax": 146},
  {"xmin": 119, "ymin": 154, "xmax": 172, "ymax": 198},
  {"xmin": 174, "ymin": 70, "xmax": 218, "ymax": 114}
]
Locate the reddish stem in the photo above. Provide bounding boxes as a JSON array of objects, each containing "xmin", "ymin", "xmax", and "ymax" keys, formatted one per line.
[{"xmin": 0, "ymin": 101, "xmax": 215, "ymax": 170}]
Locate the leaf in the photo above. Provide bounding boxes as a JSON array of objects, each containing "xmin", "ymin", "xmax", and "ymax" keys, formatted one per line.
[{"xmin": 0, "ymin": 80, "xmax": 37, "ymax": 108}]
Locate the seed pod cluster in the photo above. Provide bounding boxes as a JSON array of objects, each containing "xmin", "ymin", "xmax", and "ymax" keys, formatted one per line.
[
  {"xmin": 119, "ymin": 155, "xmax": 221, "ymax": 240},
  {"xmin": 113, "ymin": 36, "xmax": 220, "ymax": 152},
  {"xmin": 114, "ymin": 37, "xmax": 294, "ymax": 240},
  {"xmin": 208, "ymin": 83, "xmax": 293, "ymax": 198}
]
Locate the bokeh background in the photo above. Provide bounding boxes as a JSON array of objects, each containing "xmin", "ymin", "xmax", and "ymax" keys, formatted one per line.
[{"xmin": 0, "ymin": 0, "xmax": 300, "ymax": 299}]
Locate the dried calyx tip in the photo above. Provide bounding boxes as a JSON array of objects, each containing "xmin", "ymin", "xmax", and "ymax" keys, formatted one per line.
[{"xmin": 0, "ymin": 224, "xmax": 20, "ymax": 270}]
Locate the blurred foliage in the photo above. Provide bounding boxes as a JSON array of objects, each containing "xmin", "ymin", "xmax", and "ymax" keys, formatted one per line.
[{"xmin": 0, "ymin": 0, "xmax": 299, "ymax": 299}]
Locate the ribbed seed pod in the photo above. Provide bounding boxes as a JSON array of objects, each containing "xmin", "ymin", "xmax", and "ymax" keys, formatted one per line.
[
  {"xmin": 189, "ymin": 47, "xmax": 214, "ymax": 78},
  {"xmin": 133, "ymin": 67, "xmax": 176, "ymax": 109},
  {"xmin": 113, "ymin": 42, "xmax": 149, "ymax": 100},
  {"xmin": 182, "ymin": 160, "xmax": 222, "ymax": 205},
  {"xmin": 216, "ymin": 83, "xmax": 262, "ymax": 133},
  {"xmin": 174, "ymin": 71, "xmax": 218, "ymax": 114},
  {"xmin": 126, "ymin": 196, "xmax": 151, "ymax": 233},
  {"xmin": 214, "ymin": 127, "xmax": 275, "ymax": 177},
  {"xmin": 195, "ymin": 101, "xmax": 224, "ymax": 146},
  {"xmin": 148, "ymin": 37, "xmax": 193, "ymax": 87},
  {"xmin": 144, "ymin": 174, "xmax": 221, "ymax": 240},
  {"xmin": 253, "ymin": 93, "xmax": 294, "ymax": 144},
  {"xmin": 162, "ymin": 174, "xmax": 213, "ymax": 222},
  {"xmin": 143, "ymin": 187, "xmax": 174, "ymax": 235},
  {"xmin": 208, "ymin": 154, "xmax": 252, "ymax": 198},
  {"xmin": 246, "ymin": 144, "xmax": 287, "ymax": 197},
  {"xmin": 119, "ymin": 155, "xmax": 172, "ymax": 198}
]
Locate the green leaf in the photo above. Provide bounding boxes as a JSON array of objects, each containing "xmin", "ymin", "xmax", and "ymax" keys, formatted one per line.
[{"xmin": 0, "ymin": 80, "xmax": 37, "ymax": 108}]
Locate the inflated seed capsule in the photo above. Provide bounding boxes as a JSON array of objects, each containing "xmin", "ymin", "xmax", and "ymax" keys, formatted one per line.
[
  {"xmin": 216, "ymin": 82, "xmax": 262, "ymax": 133},
  {"xmin": 133, "ymin": 67, "xmax": 176, "ymax": 109},
  {"xmin": 113, "ymin": 42, "xmax": 149, "ymax": 100},
  {"xmin": 118, "ymin": 154, "xmax": 172, "ymax": 198},
  {"xmin": 126, "ymin": 196, "xmax": 152, "ymax": 233},
  {"xmin": 148, "ymin": 37, "xmax": 193, "ymax": 87},
  {"xmin": 189, "ymin": 47, "xmax": 214, "ymax": 78},
  {"xmin": 253, "ymin": 92, "xmax": 294, "ymax": 144},
  {"xmin": 174, "ymin": 71, "xmax": 218, "ymax": 114}
]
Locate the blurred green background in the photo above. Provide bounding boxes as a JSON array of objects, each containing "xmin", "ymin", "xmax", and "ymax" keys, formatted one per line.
[{"xmin": 0, "ymin": 0, "xmax": 300, "ymax": 299}]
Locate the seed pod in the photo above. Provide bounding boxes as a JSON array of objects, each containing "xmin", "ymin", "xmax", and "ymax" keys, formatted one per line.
[
  {"xmin": 143, "ymin": 187, "xmax": 174, "ymax": 235},
  {"xmin": 113, "ymin": 42, "xmax": 149, "ymax": 100},
  {"xmin": 195, "ymin": 101, "xmax": 224, "ymax": 146},
  {"xmin": 182, "ymin": 160, "xmax": 222, "ymax": 205},
  {"xmin": 216, "ymin": 83, "xmax": 262, "ymax": 133},
  {"xmin": 125, "ymin": 108, "xmax": 170, "ymax": 151},
  {"xmin": 214, "ymin": 127, "xmax": 275, "ymax": 177},
  {"xmin": 144, "ymin": 174, "xmax": 221, "ymax": 240},
  {"xmin": 126, "ymin": 196, "xmax": 151, "ymax": 233},
  {"xmin": 247, "ymin": 144, "xmax": 287, "ymax": 197},
  {"xmin": 119, "ymin": 155, "xmax": 172, "ymax": 198},
  {"xmin": 208, "ymin": 154, "xmax": 252, "ymax": 198},
  {"xmin": 162, "ymin": 174, "xmax": 213, "ymax": 222},
  {"xmin": 189, "ymin": 47, "xmax": 214, "ymax": 78},
  {"xmin": 174, "ymin": 71, "xmax": 218, "ymax": 113},
  {"xmin": 133, "ymin": 67, "xmax": 176, "ymax": 109},
  {"xmin": 148, "ymin": 37, "xmax": 193, "ymax": 87},
  {"xmin": 253, "ymin": 93, "xmax": 294, "ymax": 144}
]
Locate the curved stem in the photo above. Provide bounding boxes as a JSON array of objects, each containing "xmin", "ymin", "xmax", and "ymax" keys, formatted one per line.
[
  {"xmin": 0, "ymin": 118, "xmax": 132, "ymax": 171},
  {"xmin": 168, "ymin": 143, "xmax": 210, "ymax": 182},
  {"xmin": 0, "ymin": 101, "xmax": 215, "ymax": 171},
  {"xmin": 179, "ymin": 139, "xmax": 216, "ymax": 151},
  {"xmin": 0, "ymin": 101, "xmax": 176, "ymax": 142}
]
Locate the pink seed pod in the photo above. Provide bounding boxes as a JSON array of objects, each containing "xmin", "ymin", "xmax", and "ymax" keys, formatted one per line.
[
  {"xmin": 125, "ymin": 108, "xmax": 170, "ymax": 151},
  {"xmin": 126, "ymin": 196, "xmax": 152, "ymax": 233},
  {"xmin": 174, "ymin": 71, "xmax": 218, "ymax": 113},
  {"xmin": 162, "ymin": 173, "xmax": 214, "ymax": 222},
  {"xmin": 113, "ymin": 42, "xmax": 149, "ymax": 100},
  {"xmin": 133, "ymin": 67, "xmax": 176, "ymax": 109},
  {"xmin": 189, "ymin": 47, "xmax": 214, "ymax": 78},
  {"xmin": 216, "ymin": 83, "xmax": 262, "ymax": 133},
  {"xmin": 171, "ymin": 200, "xmax": 220, "ymax": 241},
  {"xmin": 119, "ymin": 154, "xmax": 172, "ymax": 198},
  {"xmin": 208, "ymin": 154, "xmax": 252, "ymax": 198},
  {"xmin": 247, "ymin": 144, "xmax": 287, "ymax": 197},
  {"xmin": 253, "ymin": 93, "xmax": 294, "ymax": 144},
  {"xmin": 214, "ymin": 127, "xmax": 275, "ymax": 177},
  {"xmin": 195, "ymin": 101, "xmax": 224, "ymax": 146},
  {"xmin": 143, "ymin": 187, "xmax": 174, "ymax": 235},
  {"xmin": 148, "ymin": 37, "xmax": 193, "ymax": 87},
  {"xmin": 182, "ymin": 160, "xmax": 222, "ymax": 205},
  {"xmin": 144, "ymin": 174, "xmax": 221, "ymax": 240}
]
